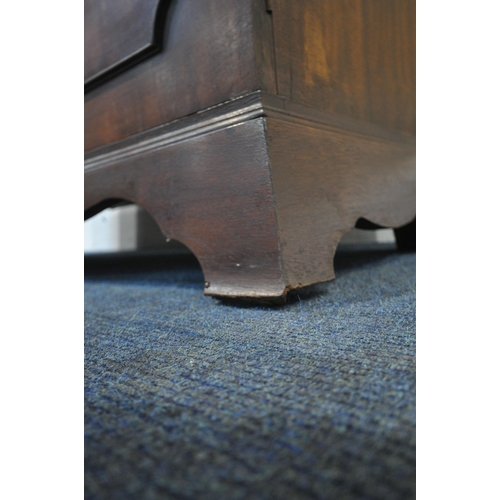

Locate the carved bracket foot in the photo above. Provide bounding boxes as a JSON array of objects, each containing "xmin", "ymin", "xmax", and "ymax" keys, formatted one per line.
[{"xmin": 85, "ymin": 92, "xmax": 415, "ymax": 301}]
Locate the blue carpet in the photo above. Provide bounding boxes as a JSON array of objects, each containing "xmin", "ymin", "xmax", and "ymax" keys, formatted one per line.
[{"xmin": 84, "ymin": 247, "xmax": 416, "ymax": 499}]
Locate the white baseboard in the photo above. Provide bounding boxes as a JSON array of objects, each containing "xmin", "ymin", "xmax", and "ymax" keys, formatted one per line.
[{"xmin": 84, "ymin": 205, "xmax": 139, "ymax": 253}]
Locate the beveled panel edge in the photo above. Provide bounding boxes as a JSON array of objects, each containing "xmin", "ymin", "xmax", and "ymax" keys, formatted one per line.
[{"xmin": 84, "ymin": 0, "xmax": 172, "ymax": 93}]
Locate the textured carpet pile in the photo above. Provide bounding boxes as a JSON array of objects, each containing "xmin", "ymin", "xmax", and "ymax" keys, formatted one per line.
[{"xmin": 84, "ymin": 247, "xmax": 416, "ymax": 499}]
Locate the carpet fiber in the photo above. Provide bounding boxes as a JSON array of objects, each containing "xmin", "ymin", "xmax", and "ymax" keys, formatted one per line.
[{"xmin": 84, "ymin": 246, "xmax": 416, "ymax": 499}]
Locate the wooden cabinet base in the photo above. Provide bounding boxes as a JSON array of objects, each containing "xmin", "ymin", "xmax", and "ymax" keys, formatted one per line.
[{"xmin": 85, "ymin": 92, "xmax": 415, "ymax": 301}]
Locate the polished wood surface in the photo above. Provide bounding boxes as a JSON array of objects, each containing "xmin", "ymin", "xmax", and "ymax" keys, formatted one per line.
[
  {"xmin": 85, "ymin": 0, "xmax": 171, "ymax": 89},
  {"xmin": 269, "ymin": 0, "xmax": 415, "ymax": 135},
  {"xmin": 85, "ymin": 0, "xmax": 261, "ymax": 151}
]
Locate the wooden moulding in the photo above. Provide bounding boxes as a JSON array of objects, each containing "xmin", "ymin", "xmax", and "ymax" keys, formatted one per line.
[{"xmin": 85, "ymin": 91, "xmax": 415, "ymax": 301}]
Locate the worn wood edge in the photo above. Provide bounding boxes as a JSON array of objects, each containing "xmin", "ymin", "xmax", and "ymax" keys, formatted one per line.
[
  {"xmin": 206, "ymin": 270, "xmax": 335, "ymax": 303},
  {"xmin": 205, "ymin": 280, "xmax": 330, "ymax": 303},
  {"xmin": 204, "ymin": 284, "xmax": 289, "ymax": 302},
  {"xmin": 85, "ymin": 91, "xmax": 266, "ymax": 168}
]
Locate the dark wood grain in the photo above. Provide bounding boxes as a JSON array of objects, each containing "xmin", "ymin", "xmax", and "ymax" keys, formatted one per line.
[
  {"xmin": 85, "ymin": 0, "xmax": 415, "ymax": 150},
  {"xmin": 250, "ymin": 0, "xmax": 277, "ymax": 95},
  {"xmin": 85, "ymin": 0, "xmax": 262, "ymax": 151},
  {"xmin": 85, "ymin": 91, "xmax": 265, "ymax": 165},
  {"xmin": 266, "ymin": 113, "xmax": 415, "ymax": 289},
  {"xmin": 270, "ymin": 0, "xmax": 416, "ymax": 135},
  {"xmin": 86, "ymin": 116, "xmax": 286, "ymax": 299},
  {"xmin": 84, "ymin": 0, "xmax": 171, "ymax": 89}
]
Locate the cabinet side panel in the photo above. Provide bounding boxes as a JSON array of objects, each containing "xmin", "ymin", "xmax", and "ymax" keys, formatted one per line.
[
  {"xmin": 271, "ymin": 0, "xmax": 415, "ymax": 135},
  {"xmin": 266, "ymin": 116, "xmax": 415, "ymax": 287}
]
